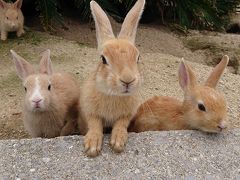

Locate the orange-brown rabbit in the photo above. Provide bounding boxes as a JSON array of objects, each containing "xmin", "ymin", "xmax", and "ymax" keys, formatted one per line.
[
  {"xmin": 129, "ymin": 56, "xmax": 229, "ymax": 133},
  {"xmin": 11, "ymin": 50, "xmax": 80, "ymax": 138},
  {"xmin": 79, "ymin": 0, "xmax": 145, "ymax": 157},
  {"xmin": 0, "ymin": 0, "xmax": 24, "ymax": 40}
]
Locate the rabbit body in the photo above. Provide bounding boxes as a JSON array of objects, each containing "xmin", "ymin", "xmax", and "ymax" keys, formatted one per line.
[
  {"xmin": 0, "ymin": 0, "xmax": 24, "ymax": 40},
  {"xmin": 11, "ymin": 50, "xmax": 80, "ymax": 138},
  {"xmin": 80, "ymin": 0, "xmax": 145, "ymax": 157},
  {"xmin": 130, "ymin": 56, "xmax": 229, "ymax": 133}
]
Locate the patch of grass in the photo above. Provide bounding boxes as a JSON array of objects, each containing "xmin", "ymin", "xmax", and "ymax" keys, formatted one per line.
[
  {"xmin": 0, "ymin": 31, "xmax": 47, "ymax": 57},
  {"xmin": 183, "ymin": 38, "xmax": 219, "ymax": 51},
  {"xmin": 0, "ymin": 72, "xmax": 21, "ymax": 90},
  {"xmin": 8, "ymin": 31, "xmax": 46, "ymax": 45},
  {"xmin": 76, "ymin": 41, "xmax": 90, "ymax": 47}
]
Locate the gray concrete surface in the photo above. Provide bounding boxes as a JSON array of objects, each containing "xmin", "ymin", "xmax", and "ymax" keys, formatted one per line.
[{"xmin": 0, "ymin": 130, "xmax": 240, "ymax": 179}]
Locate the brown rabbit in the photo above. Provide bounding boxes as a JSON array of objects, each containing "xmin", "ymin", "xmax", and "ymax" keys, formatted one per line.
[
  {"xmin": 79, "ymin": 0, "xmax": 145, "ymax": 157},
  {"xmin": 11, "ymin": 50, "xmax": 80, "ymax": 138},
  {"xmin": 129, "ymin": 56, "xmax": 229, "ymax": 133},
  {"xmin": 0, "ymin": 0, "xmax": 24, "ymax": 40}
]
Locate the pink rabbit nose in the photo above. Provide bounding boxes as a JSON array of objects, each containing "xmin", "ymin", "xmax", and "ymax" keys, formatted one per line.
[
  {"xmin": 32, "ymin": 99, "xmax": 42, "ymax": 104},
  {"xmin": 217, "ymin": 121, "xmax": 227, "ymax": 130},
  {"xmin": 11, "ymin": 24, "xmax": 16, "ymax": 28}
]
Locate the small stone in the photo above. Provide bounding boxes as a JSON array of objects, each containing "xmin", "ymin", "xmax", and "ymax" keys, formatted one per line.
[
  {"xmin": 42, "ymin": 157, "xmax": 51, "ymax": 163},
  {"xmin": 30, "ymin": 168, "xmax": 36, "ymax": 172},
  {"xmin": 135, "ymin": 169, "xmax": 140, "ymax": 174}
]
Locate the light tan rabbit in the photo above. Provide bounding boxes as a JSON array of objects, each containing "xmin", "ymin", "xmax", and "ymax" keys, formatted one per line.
[
  {"xmin": 129, "ymin": 56, "xmax": 229, "ymax": 133},
  {"xmin": 0, "ymin": 0, "xmax": 24, "ymax": 40},
  {"xmin": 79, "ymin": 0, "xmax": 145, "ymax": 157},
  {"xmin": 11, "ymin": 49, "xmax": 80, "ymax": 138}
]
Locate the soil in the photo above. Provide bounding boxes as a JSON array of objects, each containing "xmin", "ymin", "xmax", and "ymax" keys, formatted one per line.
[{"xmin": 0, "ymin": 19, "xmax": 239, "ymax": 140}]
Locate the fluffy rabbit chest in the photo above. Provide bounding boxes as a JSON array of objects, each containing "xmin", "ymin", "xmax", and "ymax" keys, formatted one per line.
[
  {"xmin": 100, "ymin": 96, "xmax": 139, "ymax": 127},
  {"xmin": 82, "ymin": 91, "xmax": 140, "ymax": 127}
]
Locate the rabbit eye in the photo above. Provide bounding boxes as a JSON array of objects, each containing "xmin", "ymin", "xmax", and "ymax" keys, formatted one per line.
[
  {"xmin": 16, "ymin": 16, "xmax": 18, "ymax": 20},
  {"xmin": 101, "ymin": 55, "xmax": 107, "ymax": 65},
  {"xmin": 48, "ymin": 85, "xmax": 51, "ymax": 91},
  {"xmin": 6, "ymin": 17, "xmax": 8, "ymax": 20},
  {"xmin": 198, "ymin": 103, "xmax": 206, "ymax": 112},
  {"xmin": 24, "ymin": 87, "xmax": 27, "ymax": 92}
]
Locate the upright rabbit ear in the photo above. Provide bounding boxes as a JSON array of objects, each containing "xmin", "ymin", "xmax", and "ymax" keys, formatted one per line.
[
  {"xmin": 14, "ymin": 0, "xmax": 22, "ymax": 9},
  {"xmin": 178, "ymin": 59, "xmax": 197, "ymax": 91},
  {"xmin": 0, "ymin": 0, "xmax": 7, "ymax": 9},
  {"xmin": 205, "ymin": 55, "xmax": 229, "ymax": 88},
  {"xmin": 39, "ymin": 49, "xmax": 53, "ymax": 75},
  {"xmin": 90, "ymin": 1, "xmax": 115, "ymax": 50},
  {"xmin": 10, "ymin": 50, "xmax": 34, "ymax": 80},
  {"xmin": 118, "ymin": 0, "xmax": 145, "ymax": 43}
]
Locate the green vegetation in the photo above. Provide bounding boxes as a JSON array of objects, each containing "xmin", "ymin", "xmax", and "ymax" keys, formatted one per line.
[
  {"xmin": 0, "ymin": 31, "xmax": 45, "ymax": 52},
  {"xmin": 7, "ymin": 0, "xmax": 240, "ymax": 31},
  {"xmin": 39, "ymin": 0, "xmax": 240, "ymax": 31}
]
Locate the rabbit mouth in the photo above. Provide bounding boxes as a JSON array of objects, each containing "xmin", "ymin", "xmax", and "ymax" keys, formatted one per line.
[
  {"xmin": 31, "ymin": 103, "xmax": 45, "ymax": 112},
  {"xmin": 121, "ymin": 86, "xmax": 135, "ymax": 95},
  {"xmin": 34, "ymin": 104, "xmax": 41, "ymax": 109},
  {"xmin": 7, "ymin": 26, "xmax": 18, "ymax": 31},
  {"xmin": 201, "ymin": 127, "xmax": 224, "ymax": 133},
  {"xmin": 32, "ymin": 106, "xmax": 42, "ymax": 111},
  {"xmin": 123, "ymin": 89, "xmax": 130, "ymax": 94}
]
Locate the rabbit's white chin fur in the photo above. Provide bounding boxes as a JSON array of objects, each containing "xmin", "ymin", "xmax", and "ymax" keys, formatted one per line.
[{"xmin": 25, "ymin": 102, "xmax": 47, "ymax": 112}]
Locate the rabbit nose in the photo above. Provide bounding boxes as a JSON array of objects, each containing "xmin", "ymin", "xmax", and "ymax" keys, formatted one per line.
[
  {"xmin": 120, "ymin": 79, "xmax": 135, "ymax": 87},
  {"xmin": 32, "ymin": 99, "xmax": 42, "ymax": 104},
  {"xmin": 217, "ymin": 121, "xmax": 227, "ymax": 130}
]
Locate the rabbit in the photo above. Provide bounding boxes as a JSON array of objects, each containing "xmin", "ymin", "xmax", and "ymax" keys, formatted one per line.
[
  {"xmin": 0, "ymin": 0, "xmax": 24, "ymax": 41},
  {"xmin": 129, "ymin": 55, "xmax": 229, "ymax": 133},
  {"xmin": 79, "ymin": 0, "xmax": 145, "ymax": 157},
  {"xmin": 11, "ymin": 49, "xmax": 81, "ymax": 138}
]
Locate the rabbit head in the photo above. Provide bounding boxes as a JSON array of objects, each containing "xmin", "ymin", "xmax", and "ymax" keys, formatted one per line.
[
  {"xmin": 179, "ymin": 56, "xmax": 229, "ymax": 133},
  {"xmin": 11, "ymin": 49, "xmax": 54, "ymax": 112},
  {"xmin": 90, "ymin": 0, "xmax": 145, "ymax": 96},
  {"xmin": 0, "ymin": 0, "xmax": 23, "ymax": 31}
]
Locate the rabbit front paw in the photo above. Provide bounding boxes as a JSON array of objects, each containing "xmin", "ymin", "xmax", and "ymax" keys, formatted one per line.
[
  {"xmin": 1, "ymin": 32, "xmax": 7, "ymax": 41},
  {"xmin": 17, "ymin": 29, "xmax": 25, "ymax": 37},
  {"xmin": 84, "ymin": 131, "xmax": 103, "ymax": 157},
  {"xmin": 110, "ymin": 128, "xmax": 128, "ymax": 153}
]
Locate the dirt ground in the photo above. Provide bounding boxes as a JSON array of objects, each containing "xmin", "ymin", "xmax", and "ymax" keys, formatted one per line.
[{"xmin": 0, "ymin": 20, "xmax": 239, "ymax": 139}]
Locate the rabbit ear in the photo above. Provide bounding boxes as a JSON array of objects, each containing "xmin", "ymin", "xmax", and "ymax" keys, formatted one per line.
[
  {"xmin": 205, "ymin": 55, "xmax": 229, "ymax": 88},
  {"xmin": 10, "ymin": 50, "xmax": 34, "ymax": 80},
  {"xmin": 90, "ymin": 1, "xmax": 115, "ymax": 50},
  {"xmin": 14, "ymin": 0, "xmax": 22, "ymax": 9},
  {"xmin": 39, "ymin": 49, "xmax": 53, "ymax": 75},
  {"xmin": 0, "ymin": 0, "xmax": 7, "ymax": 9},
  {"xmin": 178, "ymin": 60, "xmax": 197, "ymax": 91},
  {"xmin": 118, "ymin": 0, "xmax": 145, "ymax": 43}
]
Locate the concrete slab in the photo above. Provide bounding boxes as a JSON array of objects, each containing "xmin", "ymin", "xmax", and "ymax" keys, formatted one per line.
[{"xmin": 0, "ymin": 130, "xmax": 240, "ymax": 179}]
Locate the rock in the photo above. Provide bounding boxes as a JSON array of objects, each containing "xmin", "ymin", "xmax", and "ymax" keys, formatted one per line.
[{"xmin": 0, "ymin": 130, "xmax": 240, "ymax": 179}]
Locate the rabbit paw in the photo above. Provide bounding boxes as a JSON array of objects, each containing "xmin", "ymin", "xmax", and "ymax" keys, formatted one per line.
[
  {"xmin": 110, "ymin": 128, "xmax": 128, "ymax": 153},
  {"xmin": 84, "ymin": 131, "xmax": 103, "ymax": 157},
  {"xmin": 1, "ymin": 32, "xmax": 7, "ymax": 41},
  {"xmin": 17, "ymin": 29, "xmax": 25, "ymax": 37}
]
